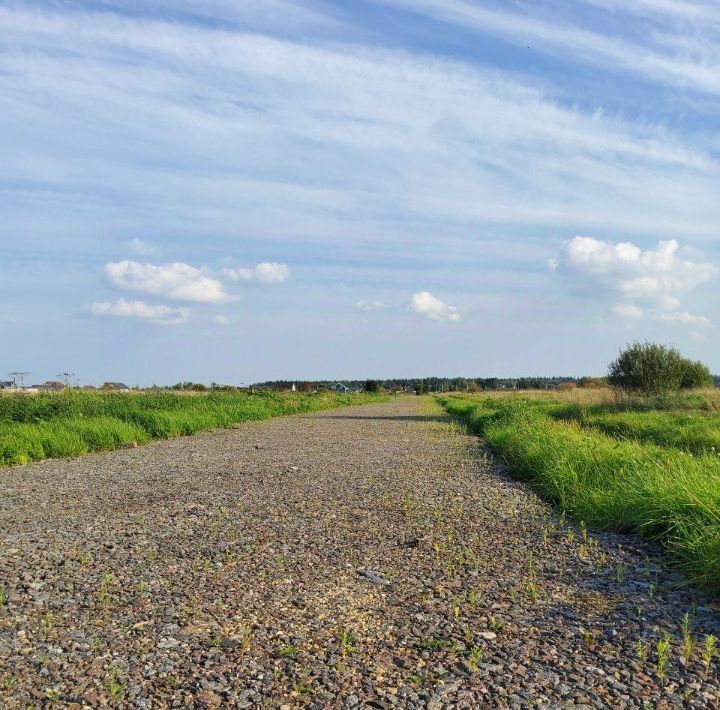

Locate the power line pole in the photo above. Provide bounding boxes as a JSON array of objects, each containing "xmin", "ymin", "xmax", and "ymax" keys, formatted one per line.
[
  {"xmin": 9, "ymin": 372, "xmax": 29, "ymax": 389},
  {"xmin": 57, "ymin": 372, "xmax": 76, "ymax": 387}
]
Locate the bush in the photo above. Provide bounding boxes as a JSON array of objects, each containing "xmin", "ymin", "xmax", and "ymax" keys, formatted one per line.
[
  {"xmin": 608, "ymin": 342, "xmax": 712, "ymax": 394},
  {"xmin": 681, "ymin": 359, "xmax": 714, "ymax": 389},
  {"xmin": 577, "ymin": 376, "xmax": 607, "ymax": 389}
]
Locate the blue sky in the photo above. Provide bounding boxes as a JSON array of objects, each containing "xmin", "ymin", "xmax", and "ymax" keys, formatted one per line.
[{"xmin": 1, "ymin": 0, "xmax": 719, "ymax": 385}]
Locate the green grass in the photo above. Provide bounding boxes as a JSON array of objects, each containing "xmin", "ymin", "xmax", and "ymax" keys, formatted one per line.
[
  {"xmin": 0, "ymin": 390, "xmax": 383, "ymax": 466},
  {"xmin": 552, "ymin": 406, "xmax": 720, "ymax": 456},
  {"xmin": 439, "ymin": 395, "xmax": 720, "ymax": 594}
]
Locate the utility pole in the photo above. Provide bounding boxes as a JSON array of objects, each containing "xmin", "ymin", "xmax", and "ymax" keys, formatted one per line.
[
  {"xmin": 57, "ymin": 372, "xmax": 76, "ymax": 387},
  {"xmin": 9, "ymin": 372, "xmax": 29, "ymax": 389}
]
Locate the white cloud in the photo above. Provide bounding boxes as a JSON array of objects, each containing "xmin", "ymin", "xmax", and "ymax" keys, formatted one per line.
[
  {"xmin": 91, "ymin": 298, "xmax": 189, "ymax": 324},
  {"xmin": 214, "ymin": 314, "xmax": 230, "ymax": 325},
  {"xmin": 128, "ymin": 238, "xmax": 156, "ymax": 255},
  {"xmin": 105, "ymin": 260, "xmax": 233, "ymax": 303},
  {"xmin": 223, "ymin": 262, "xmax": 290, "ymax": 284},
  {"xmin": 378, "ymin": 0, "xmax": 720, "ymax": 96},
  {"xmin": 410, "ymin": 291, "xmax": 460, "ymax": 322},
  {"xmin": 357, "ymin": 299, "xmax": 389, "ymax": 310},
  {"xmin": 660, "ymin": 311, "xmax": 711, "ymax": 327},
  {"xmin": 613, "ymin": 303, "xmax": 644, "ymax": 319},
  {"xmin": 2, "ymin": 3, "xmax": 720, "ymax": 251},
  {"xmin": 555, "ymin": 237, "xmax": 717, "ymax": 321}
]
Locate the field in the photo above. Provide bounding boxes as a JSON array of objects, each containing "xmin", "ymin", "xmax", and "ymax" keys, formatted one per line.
[
  {"xmin": 0, "ymin": 389, "xmax": 379, "ymax": 466},
  {"xmin": 439, "ymin": 388, "xmax": 720, "ymax": 595}
]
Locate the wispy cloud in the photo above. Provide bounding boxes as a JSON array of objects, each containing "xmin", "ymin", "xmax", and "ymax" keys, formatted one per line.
[
  {"xmin": 2, "ymin": 3, "xmax": 719, "ymax": 251},
  {"xmin": 223, "ymin": 262, "xmax": 290, "ymax": 284},
  {"xmin": 377, "ymin": 0, "xmax": 720, "ymax": 96},
  {"xmin": 128, "ymin": 238, "xmax": 156, "ymax": 256},
  {"xmin": 91, "ymin": 298, "xmax": 189, "ymax": 325},
  {"xmin": 357, "ymin": 299, "xmax": 389, "ymax": 311}
]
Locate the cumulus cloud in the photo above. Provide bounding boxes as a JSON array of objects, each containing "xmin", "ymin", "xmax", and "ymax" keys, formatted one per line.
[
  {"xmin": 223, "ymin": 262, "xmax": 290, "ymax": 284},
  {"xmin": 554, "ymin": 237, "xmax": 717, "ymax": 324},
  {"xmin": 613, "ymin": 303, "xmax": 644, "ymax": 319},
  {"xmin": 105, "ymin": 260, "xmax": 233, "ymax": 303},
  {"xmin": 128, "ymin": 238, "xmax": 156, "ymax": 256},
  {"xmin": 357, "ymin": 299, "xmax": 389, "ymax": 311},
  {"xmin": 410, "ymin": 291, "xmax": 460, "ymax": 322},
  {"xmin": 214, "ymin": 314, "xmax": 230, "ymax": 325},
  {"xmin": 91, "ymin": 298, "xmax": 189, "ymax": 324}
]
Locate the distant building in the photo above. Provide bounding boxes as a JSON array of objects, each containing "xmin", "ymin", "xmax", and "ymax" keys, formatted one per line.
[
  {"xmin": 101, "ymin": 382, "xmax": 130, "ymax": 391},
  {"xmin": 0, "ymin": 381, "xmax": 14, "ymax": 390},
  {"xmin": 32, "ymin": 380, "xmax": 66, "ymax": 392},
  {"xmin": 331, "ymin": 383, "xmax": 351, "ymax": 393}
]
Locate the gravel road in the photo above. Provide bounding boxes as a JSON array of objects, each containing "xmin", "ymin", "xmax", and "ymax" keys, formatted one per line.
[{"xmin": 1, "ymin": 397, "xmax": 719, "ymax": 708}]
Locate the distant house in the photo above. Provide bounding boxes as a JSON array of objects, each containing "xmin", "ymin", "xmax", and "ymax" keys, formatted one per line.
[
  {"xmin": 32, "ymin": 381, "xmax": 66, "ymax": 392},
  {"xmin": 331, "ymin": 383, "xmax": 351, "ymax": 393},
  {"xmin": 102, "ymin": 382, "xmax": 130, "ymax": 391},
  {"xmin": 0, "ymin": 381, "xmax": 14, "ymax": 390}
]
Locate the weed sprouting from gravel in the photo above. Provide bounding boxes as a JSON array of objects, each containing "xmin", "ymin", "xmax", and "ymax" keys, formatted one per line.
[
  {"xmin": 525, "ymin": 555, "xmax": 539, "ymax": 601},
  {"xmin": 582, "ymin": 629, "xmax": 597, "ymax": 649},
  {"xmin": 656, "ymin": 632, "xmax": 671, "ymax": 681},
  {"xmin": 489, "ymin": 616, "xmax": 504, "ymax": 633},
  {"xmin": 98, "ymin": 570, "xmax": 113, "ymax": 607},
  {"xmin": 467, "ymin": 646, "xmax": 485, "ymax": 670},
  {"xmin": 0, "ymin": 586, "xmax": 6, "ymax": 607},
  {"xmin": 106, "ymin": 668, "xmax": 124, "ymax": 702},
  {"xmin": 467, "ymin": 588, "xmax": 480, "ymax": 610},
  {"xmin": 636, "ymin": 640, "xmax": 649, "ymax": 662},
  {"xmin": 681, "ymin": 612, "xmax": 694, "ymax": 663},
  {"xmin": 41, "ymin": 612, "xmax": 53, "ymax": 634},
  {"xmin": 339, "ymin": 630, "xmax": 356, "ymax": 658},
  {"xmin": 703, "ymin": 634, "xmax": 717, "ymax": 675},
  {"xmin": 280, "ymin": 645, "xmax": 298, "ymax": 659},
  {"xmin": 615, "ymin": 563, "xmax": 627, "ymax": 584}
]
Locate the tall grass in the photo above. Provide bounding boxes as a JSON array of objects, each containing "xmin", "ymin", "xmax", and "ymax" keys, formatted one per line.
[
  {"xmin": 0, "ymin": 390, "xmax": 380, "ymax": 466},
  {"xmin": 554, "ymin": 408, "xmax": 720, "ymax": 455},
  {"xmin": 440, "ymin": 395, "xmax": 720, "ymax": 594}
]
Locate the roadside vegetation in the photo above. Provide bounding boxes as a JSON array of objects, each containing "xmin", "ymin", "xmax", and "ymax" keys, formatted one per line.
[
  {"xmin": 439, "ymin": 342, "xmax": 720, "ymax": 595},
  {"xmin": 0, "ymin": 389, "xmax": 381, "ymax": 466}
]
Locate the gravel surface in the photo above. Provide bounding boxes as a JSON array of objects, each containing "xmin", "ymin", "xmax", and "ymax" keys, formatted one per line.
[{"xmin": 1, "ymin": 397, "xmax": 719, "ymax": 708}]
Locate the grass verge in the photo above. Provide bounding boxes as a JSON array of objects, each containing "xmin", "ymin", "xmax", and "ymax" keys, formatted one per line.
[
  {"xmin": 0, "ymin": 390, "xmax": 385, "ymax": 466},
  {"xmin": 439, "ymin": 395, "xmax": 720, "ymax": 595}
]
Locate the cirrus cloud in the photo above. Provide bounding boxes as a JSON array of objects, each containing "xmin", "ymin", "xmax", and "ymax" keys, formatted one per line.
[
  {"xmin": 91, "ymin": 298, "xmax": 189, "ymax": 325},
  {"xmin": 410, "ymin": 291, "xmax": 460, "ymax": 322},
  {"xmin": 223, "ymin": 262, "xmax": 290, "ymax": 284},
  {"xmin": 357, "ymin": 299, "xmax": 389, "ymax": 311},
  {"xmin": 105, "ymin": 260, "xmax": 233, "ymax": 303}
]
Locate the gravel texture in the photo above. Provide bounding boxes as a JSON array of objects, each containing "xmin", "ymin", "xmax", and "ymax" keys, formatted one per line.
[{"xmin": 1, "ymin": 397, "xmax": 719, "ymax": 708}]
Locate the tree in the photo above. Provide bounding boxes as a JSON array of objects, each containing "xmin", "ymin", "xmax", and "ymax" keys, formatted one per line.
[
  {"xmin": 414, "ymin": 380, "xmax": 429, "ymax": 395},
  {"xmin": 364, "ymin": 379, "xmax": 380, "ymax": 393},
  {"xmin": 608, "ymin": 342, "xmax": 712, "ymax": 394}
]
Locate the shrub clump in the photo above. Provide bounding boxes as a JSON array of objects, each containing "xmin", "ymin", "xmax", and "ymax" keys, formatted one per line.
[{"xmin": 608, "ymin": 342, "xmax": 713, "ymax": 394}]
